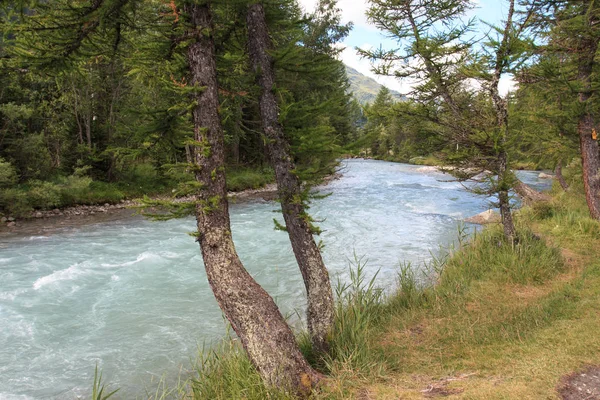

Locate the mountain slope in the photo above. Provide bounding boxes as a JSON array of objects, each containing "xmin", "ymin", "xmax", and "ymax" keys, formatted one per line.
[{"xmin": 345, "ymin": 65, "xmax": 405, "ymax": 104}]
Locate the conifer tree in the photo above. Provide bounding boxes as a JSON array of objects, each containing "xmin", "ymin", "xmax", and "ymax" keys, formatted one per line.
[
  {"xmin": 246, "ymin": 0, "xmax": 334, "ymax": 354},
  {"xmin": 361, "ymin": 0, "xmax": 538, "ymax": 240},
  {"xmin": 526, "ymin": 0, "xmax": 600, "ymax": 219},
  {"xmin": 5, "ymin": 1, "xmax": 323, "ymax": 393}
]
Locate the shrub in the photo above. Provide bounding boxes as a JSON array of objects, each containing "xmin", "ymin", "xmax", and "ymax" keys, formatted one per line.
[
  {"xmin": 27, "ymin": 180, "xmax": 62, "ymax": 209},
  {"xmin": 226, "ymin": 167, "xmax": 274, "ymax": 192},
  {"xmin": 0, "ymin": 158, "xmax": 17, "ymax": 187},
  {"xmin": 0, "ymin": 188, "xmax": 32, "ymax": 217}
]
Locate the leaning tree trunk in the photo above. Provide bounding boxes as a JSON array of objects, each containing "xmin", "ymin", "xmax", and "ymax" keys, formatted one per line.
[
  {"xmin": 186, "ymin": 4, "xmax": 320, "ymax": 395},
  {"xmin": 246, "ymin": 2, "xmax": 334, "ymax": 353},
  {"xmin": 555, "ymin": 160, "xmax": 569, "ymax": 191},
  {"xmin": 514, "ymin": 179, "xmax": 551, "ymax": 204}
]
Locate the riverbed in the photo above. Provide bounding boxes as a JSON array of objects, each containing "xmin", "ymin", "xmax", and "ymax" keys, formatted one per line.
[{"xmin": 0, "ymin": 159, "xmax": 551, "ymax": 399}]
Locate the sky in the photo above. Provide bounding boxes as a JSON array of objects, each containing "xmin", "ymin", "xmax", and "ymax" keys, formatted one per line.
[{"xmin": 297, "ymin": 0, "xmax": 516, "ymax": 95}]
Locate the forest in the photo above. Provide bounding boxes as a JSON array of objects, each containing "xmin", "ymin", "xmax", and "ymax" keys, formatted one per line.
[
  {"xmin": 0, "ymin": 0, "xmax": 357, "ymax": 218},
  {"xmin": 1, "ymin": 0, "xmax": 600, "ymax": 399}
]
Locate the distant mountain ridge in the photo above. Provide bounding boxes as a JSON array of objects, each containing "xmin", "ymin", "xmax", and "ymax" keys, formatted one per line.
[{"xmin": 345, "ymin": 65, "xmax": 405, "ymax": 104}]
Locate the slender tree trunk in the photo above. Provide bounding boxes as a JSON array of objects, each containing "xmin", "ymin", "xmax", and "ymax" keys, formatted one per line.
[
  {"xmin": 555, "ymin": 160, "xmax": 569, "ymax": 191},
  {"xmin": 497, "ymin": 152, "xmax": 516, "ymax": 240},
  {"xmin": 489, "ymin": 0, "xmax": 516, "ymax": 241},
  {"xmin": 73, "ymin": 83, "xmax": 84, "ymax": 145},
  {"xmin": 576, "ymin": 11, "xmax": 600, "ymax": 219},
  {"xmin": 246, "ymin": 2, "xmax": 334, "ymax": 353},
  {"xmin": 186, "ymin": 4, "xmax": 320, "ymax": 394}
]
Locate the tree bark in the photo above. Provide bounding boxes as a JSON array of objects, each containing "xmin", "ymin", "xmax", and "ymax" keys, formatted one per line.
[
  {"xmin": 575, "ymin": 4, "xmax": 600, "ymax": 220},
  {"xmin": 186, "ymin": 4, "xmax": 320, "ymax": 394},
  {"xmin": 246, "ymin": 2, "xmax": 334, "ymax": 353},
  {"xmin": 514, "ymin": 179, "xmax": 551, "ymax": 204},
  {"xmin": 498, "ymin": 155, "xmax": 516, "ymax": 240},
  {"xmin": 489, "ymin": 0, "xmax": 517, "ymax": 241},
  {"xmin": 578, "ymin": 112, "xmax": 600, "ymax": 219},
  {"xmin": 555, "ymin": 160, "xmax": 569, "ymax": 191}
]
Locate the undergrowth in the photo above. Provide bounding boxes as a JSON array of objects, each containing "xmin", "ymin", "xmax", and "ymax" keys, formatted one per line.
[{"xmin": 0, "ymin": 165, "xmax": 275, "ymax": 218}]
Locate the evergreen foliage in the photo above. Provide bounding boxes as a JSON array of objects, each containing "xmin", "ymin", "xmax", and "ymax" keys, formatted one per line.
[{"xmin": 0, "ymin": 0, "xmax": 355, "ymax": 217}]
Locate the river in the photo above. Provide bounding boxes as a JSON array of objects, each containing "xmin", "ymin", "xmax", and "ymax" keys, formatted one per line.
[{"xmin": 0, "ymin": 159, "xmax": 551, "ymax": 399}]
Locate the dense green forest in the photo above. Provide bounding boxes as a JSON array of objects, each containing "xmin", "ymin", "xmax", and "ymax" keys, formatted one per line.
[{"xmin": 0, "ymin": 0, "xmax": 359, "ymax": 217}]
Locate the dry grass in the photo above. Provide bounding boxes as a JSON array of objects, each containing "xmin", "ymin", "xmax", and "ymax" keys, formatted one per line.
[{"xmin": 317, "ymin": 185, "xmax": 600, "ymax": 399}]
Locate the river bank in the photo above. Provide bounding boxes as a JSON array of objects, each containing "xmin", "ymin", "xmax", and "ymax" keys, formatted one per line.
[
  {"xmin": 0, "ymin": 172, "xmax": 343, "ymax": 235},
  {"xmin": 179, "ymin": 163, "xmax": 600, "ymax": 400},
  {"xmin": 0, "ymin": 184, "xmax": 275, "ymax": 237}
]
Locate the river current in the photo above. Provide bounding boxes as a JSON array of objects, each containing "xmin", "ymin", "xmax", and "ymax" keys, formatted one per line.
[{"xmin": 0, "ymin": 159, "xmax": 551, "ymax": 399}]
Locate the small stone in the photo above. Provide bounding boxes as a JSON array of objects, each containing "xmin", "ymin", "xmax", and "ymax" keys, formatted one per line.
[
  {"xmin": 104, "ymin": 203, "xmax": 110, "ymax": 207},
  {"xmin": 7, "ymin": 217, "xmax": 15, "ymax": 222},
  {"xmin": 35, "ymin": 212, "xmax": 43, "ymax": 218},
  {"xmin": 538, "ymin": 172, "xmax": 554, "ymax": 179},
  {"xmin": 465, "ymin": 209, "xmax": 501, "ymax": 225},
  {"xmin": 0, "ymin": 217, "xmax": 6, "ymax": 223},
  {"xmin": 7, "ymin": 221, "xmax": 16, "ymax": 227},
  {"xmin": 90, "ymin": 211, "xmax": 95, "ymax": 215},
  {"xmin": 53, "ymin": 209, "xmax": 60, "ymax": 214}
]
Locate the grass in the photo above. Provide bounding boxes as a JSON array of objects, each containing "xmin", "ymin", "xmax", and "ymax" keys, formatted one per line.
[
  {"xmin": 96, "ymin": 166, "xmax": 600, "ymax": 399},
  {"xmin": 225, "ymin": 166, "xmax": 274, "ymax": 192}
]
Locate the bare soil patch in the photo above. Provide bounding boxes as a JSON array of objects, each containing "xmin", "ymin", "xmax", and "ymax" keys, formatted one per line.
[{"xmin": 558, "ymin": 366, "xmax": 600, "ymax": 400}]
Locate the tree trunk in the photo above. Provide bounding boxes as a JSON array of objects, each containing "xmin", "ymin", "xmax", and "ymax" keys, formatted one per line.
[
  {"xmin": 555, "ymin": 161, "xmax": 569, "ymax": 191},
  {"xmin": 498, "ymin": 153, "xmax": 516, "ymax": 241},
  {"xmin": 246, "ymin": 2, "xmax": 334, "ymax": 353},
  {"xmin": 514, "ymin": 179, "xmax": 551, "ymax": 204},
  {"xmin": 576, "ymin": 9, "xmax": 600, "ymax": 219},
  {"xmin": 578, "ymin": 112, "xmax": 600, "ymax": 219},
  {"xmin": 186, "ymin": 4, "xmax": 320, "ymax": 395},
  {"xmin": 489, "ymin": 0, "xmax": 516, "ymax": 242}
]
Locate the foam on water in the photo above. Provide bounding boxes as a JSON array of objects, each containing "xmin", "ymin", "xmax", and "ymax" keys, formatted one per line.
[
  {"xmin": 100, "ymin": 251, "xmax": 164, "ymax": 268},
  {"xmin": 0, "ymin": 160, "xmax": 551, "ymax": 399},
  {"xmin": 0, "ymin": 288, "xmax": 27, "ymax": 301},
  {"xmin": 32, "ymin": 264, "xmax": 84, "ymax": 290}
]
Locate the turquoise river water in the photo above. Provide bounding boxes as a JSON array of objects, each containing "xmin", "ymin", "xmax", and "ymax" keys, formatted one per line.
[{"xmin": 0, "ymin": 159, "xmax": 551, "ymax": 399}]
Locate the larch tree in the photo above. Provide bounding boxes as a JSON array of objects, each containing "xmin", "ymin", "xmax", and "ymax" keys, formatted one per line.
[
  {"xmin": 6, "ymin": 0, "xmax": 323, "ymax": 394},
  {"xmin": 535, "ymin": 0, "xmax": 600, "ymax": 219},
  {"xmin": 246, "ymin": 1, "xmax": 334, "ymax": 353},
  {"xmin": 361, "ymin": 0, "xmax": 540, "ymax": 241},
  {"xmin": 184, "ymin": 3, "xmax": 321, "ymax": 394}
]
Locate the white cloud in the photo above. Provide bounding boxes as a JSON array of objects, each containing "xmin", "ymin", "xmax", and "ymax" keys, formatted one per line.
[
  {"xmin": 499, "ymin": 75, "xmax": 517, "ymax": 96},
  {"xmin": 297, "ymin": 0, "xmax": 372, "ymax": 29}
]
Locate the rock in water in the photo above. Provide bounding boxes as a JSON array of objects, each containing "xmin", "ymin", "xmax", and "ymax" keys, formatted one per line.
[
  {"xmin": 538, "ymin": 172, "xmax": 554, "ymax": 179},
  {"xmin": 465, "ymin": 209, "xmax": 501, "ymax": 225}
]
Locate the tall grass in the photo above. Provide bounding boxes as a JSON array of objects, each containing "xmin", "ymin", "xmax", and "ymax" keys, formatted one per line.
[
  {"xmin": 324, "ymin": 258, "xmax": 386, "ymax": 375},
  {"xmin": 189, "ymin": 340, "xmax": 294, "ymax": 400},
  {"xmin": 91, "ymin": 365, "xmax": 119, "ymax": 400}
]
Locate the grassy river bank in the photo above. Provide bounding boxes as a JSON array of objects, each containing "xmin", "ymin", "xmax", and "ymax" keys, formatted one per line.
[{"xmin": 90, "ymin": 166, "xmax": 600, "ymax": 399}]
